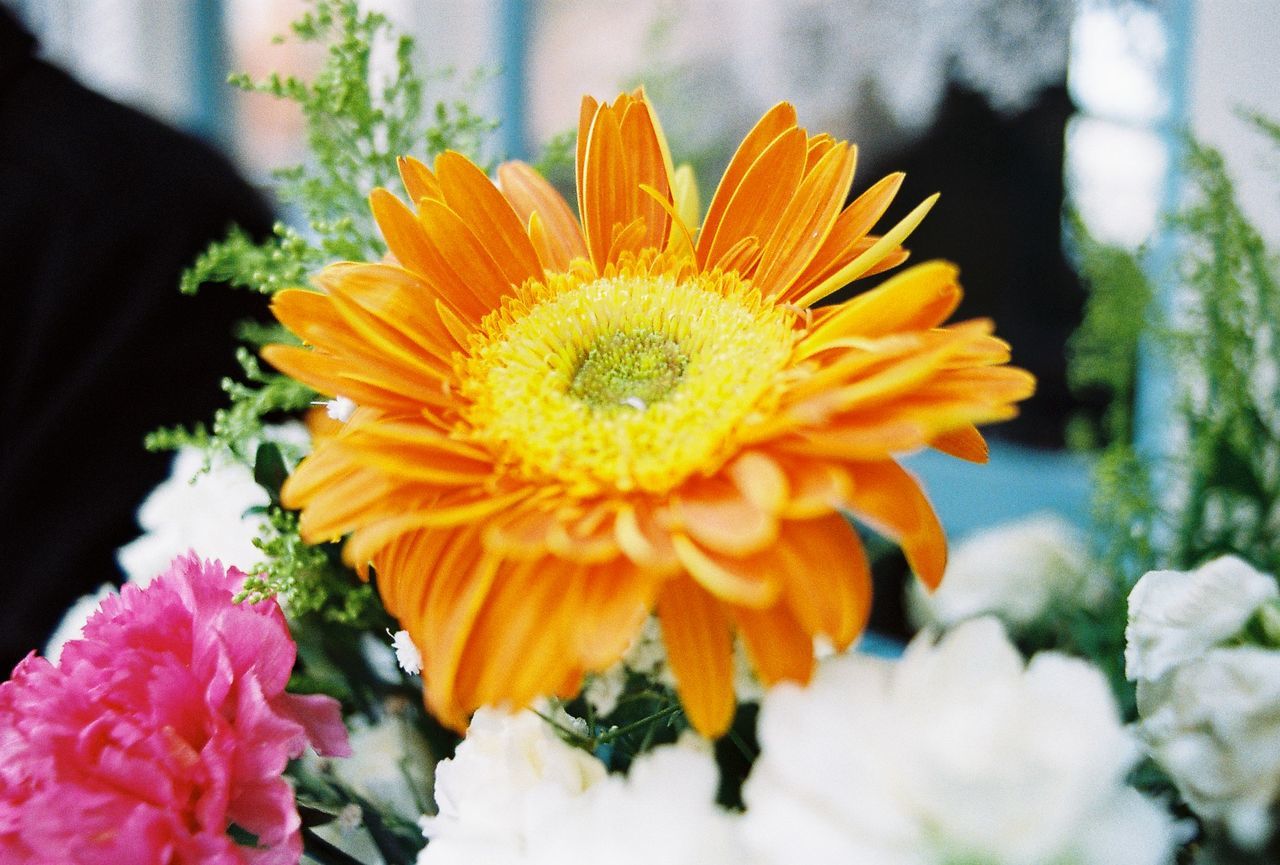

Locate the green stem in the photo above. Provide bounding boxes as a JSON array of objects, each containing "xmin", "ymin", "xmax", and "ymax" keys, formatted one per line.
[{"xmin": 596, "ymin": 703, "xmax": 682, "ymax": 745}]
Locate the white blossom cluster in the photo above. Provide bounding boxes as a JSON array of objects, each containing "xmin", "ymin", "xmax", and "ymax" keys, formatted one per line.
[
  {"xmin": 415, "ymin": 619, "xmax": 1176, "ymax": 865},
  {"xmin": 1127, "ymin": 555, "xmax": 1280, "ymax": 850},
  {"xmin": 116, "ymin": 443, "xmax": 288, "ymax": 583}
]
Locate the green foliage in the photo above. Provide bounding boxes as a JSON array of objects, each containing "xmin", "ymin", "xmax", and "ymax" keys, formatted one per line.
[
  {"xmin": 1066, "ymin": 217, "xmax": 1154, "ymax": 449},
  {"xmin": 235, "ymin": 506, "xmax": 381, "ymax": 627},
  {"xmin": 1163, "ymin": 137, "xmax": 1280, "ymax": 576}
]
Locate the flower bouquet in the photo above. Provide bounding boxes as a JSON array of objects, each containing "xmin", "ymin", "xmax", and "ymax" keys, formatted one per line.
[{"xmin": 4, "ymin": 4, "xmax": 1278, "ymax": 864}]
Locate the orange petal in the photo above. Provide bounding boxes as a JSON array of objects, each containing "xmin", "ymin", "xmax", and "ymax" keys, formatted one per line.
[
  {"xmin": 727, "ymin": 451, "xmax": 789, "ymax": 514},
  {"xmin": 774, "ymin": 514, "xmax": 872, "ymax": 648},
  {"xmin": 931, "ymin": 424, "xmax": 989, "ymax": 462},
  {"xmin": 416, "ymin": 527, "xmax": 498, "ymax": 730},
  {"xmin": 579, "ymin": 100, "xmax": 629, "ymax": 269},
  {"xmin": 733, "ymin": 601, "xmax": 815, "ymax": 686},
  {"xmin": 673, "ymin": 477, "xmax": 777, "ymax": 556},
  {"xmin": 671, "ymin": 533, "xmax": 780, "ymax": 607},
  {"xmin": 754, "ymin": 141, "xmax": 856, "ymax": 299},
  {"xmin": 497, "ymin": 161, "xmax": 589, "ymax": 270},
  {"xmin": 798, "ymin": 261, "xmax": 963, "ymax": 357},
  {"xmin": 698, "ymin": 102, "xmax": 798, "ymax": 261},
  {"xmin": 416, "ymin": 197, "xmax": 521, "ymax": 311},
  {"xmin": 656, "ymin": 577, "xmax": 736, "ymax": 737},
  {"xmin": 435, "ymin": 151, "xmax": 544, "ymax": 287},
  {"xmin": 453, "ymin": 557, "xmax": 583, "ymax": 710},
  {"xmin": 619, "ymin": 96, "xmax": 674, "ymax": 250},
  {"xmin": 614, "ymin": 502, "xmax": 680, "ymax": 572},
  {"xmin": 846, "ymin": 460, "xmax": 946, "ymax": 590},
  {"xmin": 793, "ymin": 193, "xmax": 939, "ymax": 308},
  {"xmin": 398, "ymin": 155, "xmax": 442, "ymax": 203},
  {"xmin": 699, "ymin": 126, "xmax": 807, "ymax": 272},
  {"xmin": 789, "ymin": 172, "xmax": 904, "ymax": 294},
  {"xmin": 572, "ymin": 559, "xmax": 659, "ymax": 668}
]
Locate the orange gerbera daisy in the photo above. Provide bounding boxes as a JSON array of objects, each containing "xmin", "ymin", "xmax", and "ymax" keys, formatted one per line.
[{"xmin": 264, "ymin": 91, "xmax": 1034, "ymax": 736}]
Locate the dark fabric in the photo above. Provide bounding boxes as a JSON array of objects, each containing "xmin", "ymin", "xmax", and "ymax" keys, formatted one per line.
[
  {"xmin": 0, "ymin": 9, "xmax": 273, "ymax": 672},
  {"xmin": 856, "ymin": 83, "xmax": 1087, "ymax": 449}
]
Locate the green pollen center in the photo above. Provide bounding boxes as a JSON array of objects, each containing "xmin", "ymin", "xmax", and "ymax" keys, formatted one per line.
[{"xmin": 568, "ymin": 330, "xmax": 688, "ymax": 410}]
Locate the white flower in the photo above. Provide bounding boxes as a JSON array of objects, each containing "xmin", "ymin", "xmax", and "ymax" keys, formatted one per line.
[
  {"xmin": 741, "ymin": 618, "xmax": 1177, "ymax": 865},
  {"xmin": 529, "ymin": 735, "xmax": 742, "ymax": 865},
  {"xmin": 391, "ymin": 629, "xmax": 423, "ymax": 676},
  {"xmin": 417, "ymin": 710, "xmax": 741, "ymax": 865},
  {"xmin": 908, "ymin": 512, "xmax": 1100, "ymax": 631},
  {"xmin": 326, "ymin": 395, "xmax": 357, "ymax": 423},
  {"xmin": 116, "ymin": 447, "xmax": 270, "ymax": 583},
  {"xmin": 417, "ymin": 707, "xmax": 607, "ymax": 863},
  {"xmin": 1125, "ymin": 555, "xmax": 1278, "ymax": 683},
  {"xmin": 1126, "ymin": 556, "xmax": 1280, "ymax": 849}
]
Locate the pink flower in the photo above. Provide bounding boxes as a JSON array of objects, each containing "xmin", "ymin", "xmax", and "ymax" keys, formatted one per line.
[{"xmin": 0, "ymin": 554, "xmax": 351, "ymax": 864}]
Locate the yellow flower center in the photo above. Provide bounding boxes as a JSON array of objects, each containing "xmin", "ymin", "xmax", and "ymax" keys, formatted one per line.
[{"xmin": 460, "ymin": 255, "xmax": 797, "ymax": 494}]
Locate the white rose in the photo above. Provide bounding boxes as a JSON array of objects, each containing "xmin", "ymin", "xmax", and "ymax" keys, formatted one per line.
[
  {"xmin": 742, "ymin": 618, "xmax": 1177, "ymax": 865},
  {"xmin": 1125, "ymin": 555, "xmax": 1278, "ymax": 683},
  {"xmin": 908, "ymin": 512, "xmax": 1099, "ymax": 631}
]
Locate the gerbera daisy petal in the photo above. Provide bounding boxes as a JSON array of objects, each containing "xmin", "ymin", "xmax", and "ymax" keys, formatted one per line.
[
  {"xmin": 572, "ymin": 558, "xmax": 659, "ymax": 668},
  {"xmin": 670, "ymin": 533, "xmax": 780, "ymax": 607},
  {"xmin": 930, "ymin": 423, "xmax": 990, "ymax": 463},
  {"xmin": 847, "ymin": 460, "xmax": 947, "ymax": 590},
  {"xmin": 699, "ymin": 126, "xmax": 807, "ymax": 272},
  {"xmin": 787, "ymin": 171, "xmax": 906, "ymax": 301},
  {"xmin": 775, "ymin": 514, "xmax": 872, "ymax": 647},
  {"xmin": 416, "ymin": 527, "xmax": 498, "ymax": 729},
  {"xmin": 496, "ymin": 161, "xmax": 588, "ymax": 269},
  {"xmin": 435, "ymin": 151, "xmax": 545, "ymax": 285},
  {"xmin": 754, "ymin": 141, "xmax": 857, "ymax": 299},
  {"xmin": 673, "ymin": 482, "xmax": 778, "ymax": 556},
  {"xmin": 698, "ymin": 101, "xmax": 798, "ymax": 262},
  {"xmin": 619, "ymin": 97, "xmax": 674, "ymax": 250},
  {"xmin": 580, "ymin": 100, "xmax": 631, "ymax": 268},
  {"xmin": 794, "ymin": 192, "xmax": 939, "ymax": 308},
  {"xmin": 657, "ymin": 577, "xmax": 737, "ymax": 737},
  {"xmin": 416, "ymin": 197, "xmax": 525, "ymax": 309},
  {"xmin": 453, "ymin": 558, "xmax": 585, "ymax": 709},
  {"xmin": 397, "ymin": 155, "xmax": 442, "ymax": 203},
  {"xmin": 733, "ymin": 600, "xmax": 816, "ymax": 686},
  {"xmin": 798, "ymin": 260, "xmax": 963, "ymax": 355}
]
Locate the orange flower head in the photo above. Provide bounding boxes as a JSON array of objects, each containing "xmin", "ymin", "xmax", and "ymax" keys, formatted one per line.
[{"xmin": 264, "ymin": 91, "xmax": 1035, "ymax": 737}]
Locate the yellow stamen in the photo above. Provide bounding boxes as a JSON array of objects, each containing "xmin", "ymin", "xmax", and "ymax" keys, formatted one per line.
[{"xmin": 461, "ymin": 254, "xmax": 797, "ymax": 494}]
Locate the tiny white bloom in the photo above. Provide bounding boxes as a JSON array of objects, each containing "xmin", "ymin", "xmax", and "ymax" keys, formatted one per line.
[
  {"xmin": 326, "ymin": 395, "xmax": 358, "ymax": 423},
  {"xmin": 742, "ymin": 617, "xmax": 1177, "ymax": 865},
  {"xmin": 908, "ymin": 512, "xmax": 1099, "ymax": 631},
  {"xmin": 391, "ymin": 629, "xmax": 423, "ymax": 675}
]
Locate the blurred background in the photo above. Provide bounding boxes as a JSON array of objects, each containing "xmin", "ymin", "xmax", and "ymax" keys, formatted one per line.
[{"xmin": 2, "ymin": 0, "xmax": 1277, "ymax": 656}]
